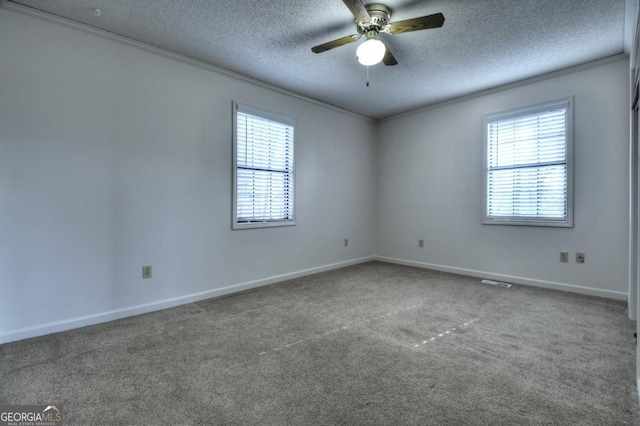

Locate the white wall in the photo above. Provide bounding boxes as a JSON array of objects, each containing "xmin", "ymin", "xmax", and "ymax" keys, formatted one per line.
[
  {"xmin": 376, "ymin": 58, "xmax": 630, "ymax": 299},
  {"xmin": 0, "ymin": 7, "xmax": 377, "ymax": 342}
]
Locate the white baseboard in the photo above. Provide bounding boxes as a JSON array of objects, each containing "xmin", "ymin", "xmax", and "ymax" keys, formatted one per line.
[
  {"xmin": 2, "ymin": 255, "xmax": 626, "ymax": 344},
  {"xmin": 375, "ymin": 256, "xmax": 628, "ymax": 301},
  {"xmin": 0, "ymin": 256, "xmax": 375, "ymax": 344}
]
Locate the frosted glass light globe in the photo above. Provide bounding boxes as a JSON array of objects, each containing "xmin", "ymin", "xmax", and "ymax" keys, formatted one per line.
[{"xmin": 356, "ymin": 38, "xmax": 386, "ymax": 66}]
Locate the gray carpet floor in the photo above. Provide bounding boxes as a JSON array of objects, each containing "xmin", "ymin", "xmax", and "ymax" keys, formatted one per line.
[{"xmin": 1, "ymin": 261, "xmax": 638, "ymax": 425}]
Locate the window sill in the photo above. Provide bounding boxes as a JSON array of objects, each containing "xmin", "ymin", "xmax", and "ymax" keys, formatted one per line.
[
  {"xmin": 482, "ymin": 218, "xmax": 573, "ymax": 228},
  {"xmin": 232, "ymin": 220, "xmax": 296, "ymax": 230}
]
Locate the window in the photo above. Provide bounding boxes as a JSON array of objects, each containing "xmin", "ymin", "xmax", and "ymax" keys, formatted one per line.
[
  {"xmin": 233, "ymin": 102, "xmax": 295, "ymax": 229},
  {"xmin": 482, "ymin": 97, "xmax": 573, "ymax": 227}
]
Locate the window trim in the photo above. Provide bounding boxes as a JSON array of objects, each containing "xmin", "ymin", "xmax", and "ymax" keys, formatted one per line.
[
  {"xmin": 481, "ymin": 96, "xmax": 574, "ymax": 228},
  {"xmin": 232, "ymin": 101, "xmax": 296, "ymax": 230}
]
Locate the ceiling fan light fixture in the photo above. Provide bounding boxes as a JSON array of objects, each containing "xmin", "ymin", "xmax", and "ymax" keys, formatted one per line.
[{"xmin": 356, "ymin": 38, "xmax": 386, "ymax": 66}]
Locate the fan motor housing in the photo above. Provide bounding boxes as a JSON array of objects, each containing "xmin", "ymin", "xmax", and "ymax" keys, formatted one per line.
[{"xmin": 357, "ymin": 3, "xmax": 391, "ymax": 34}]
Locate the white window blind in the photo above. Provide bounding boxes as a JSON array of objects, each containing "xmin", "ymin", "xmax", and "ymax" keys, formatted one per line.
[
  {"xmin": 233, "ymin": 104, "xmax": 295, "ymax": 229},
  {"xmin": 483, "ymin": 98, "xmax": 573, "ymax": 227}
]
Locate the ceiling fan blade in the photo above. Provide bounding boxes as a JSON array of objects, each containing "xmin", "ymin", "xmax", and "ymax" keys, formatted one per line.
[
  {"xmin": 383, "ymin": 47, "xmax": 398, "ymax": 66},
  {"xmin": 342, "ymin": 0, "xmax": 371, "ymax": 23},
  {"xmin": 388, "ymin": 13, "xmax": 445, "ymax": 34},
  {"xmin": 311, "ymin": 34, "xmax": 362, "ymax": 54}
]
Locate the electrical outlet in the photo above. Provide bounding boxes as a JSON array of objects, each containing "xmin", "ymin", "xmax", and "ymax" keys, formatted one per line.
[
  {"xmin": 576, "ymin": 253, "xmax": 585, "ymax": 264},
  {"xmin": 344, "ymin": 238, "xmax": 348, "ymax": 247},
  {"xmin": 142, "ymin": 265, "xmax": 152, "ymax": 279},
  {"xmin": 419, "ymin": 239, "xmax": 424, "ymax": 248},
  {"xmin": 560, "ymin": 252, "xmax": 568, "ymax": 263}
]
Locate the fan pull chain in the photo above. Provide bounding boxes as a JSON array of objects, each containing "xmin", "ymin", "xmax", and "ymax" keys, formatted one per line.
[{"xmin": 366, "ymin": 66, "xmax": 370, "ymax": 87}]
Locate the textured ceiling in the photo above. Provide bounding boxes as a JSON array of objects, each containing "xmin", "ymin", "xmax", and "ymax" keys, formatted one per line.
[{"xmin": 6, "ymin": 0, "xmax": 626, "ymax": 119}]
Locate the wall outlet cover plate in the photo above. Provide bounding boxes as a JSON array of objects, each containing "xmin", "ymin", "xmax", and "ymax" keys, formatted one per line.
[{"xmin": 142, "ymin": 265, "xmax": 152, "ymax": 278}]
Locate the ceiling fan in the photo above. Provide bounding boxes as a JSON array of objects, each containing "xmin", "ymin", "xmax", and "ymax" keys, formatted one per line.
[{"xmin": 311, "ymin": 0, "xmax": 445, "ymax": 66}]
